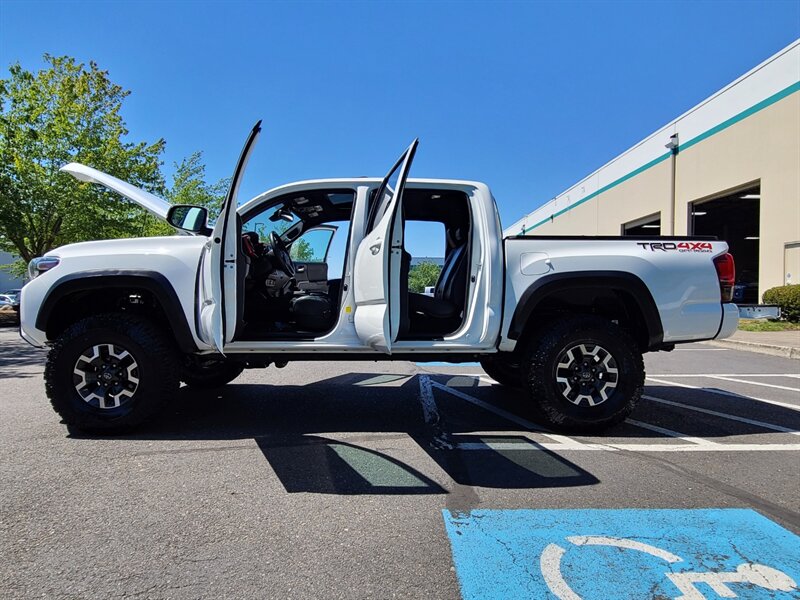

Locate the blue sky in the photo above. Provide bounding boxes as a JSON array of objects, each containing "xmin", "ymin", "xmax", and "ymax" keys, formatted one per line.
[{"xmin": 2, "ymin": 0, "xmax": 798, "ymax": 258}]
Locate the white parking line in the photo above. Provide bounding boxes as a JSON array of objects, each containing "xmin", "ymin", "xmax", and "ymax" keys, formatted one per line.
[
  {"xmin": 417, "ymin": 375, "xmax": 439, "ymax": 426},
  {"xmin": 706, "ymin": 375, "xmax": 800, "ymax": 392},
  {"xmin": 673, "ymin": 348, "xmax": 729, "ymax": 351},
  {"xmin": 649, "ymin": 374, "xmax": 800, "ymax": 378},
  {"xmin": 626, "ymin": 419, "xmax": 720, "ymax": 446},
  {"xmin": 646, "ymin": 377, "xmax": 800, "ymax": 411},
  {"xmin": 417, "ymin": 375, "xmax": 453, "ymax": 449},
  {"xmin": 450, "ymin": 442, "xmax": 800, "ymax": 452},
  {"xmin": 600, "ymin": 443, "xmax": 800, "ymax": 452},
  {"xmin": 642, "ymin": 394, "xmax": 800, "ymax": 436},
  {"xmin": 420, "ymin": 375, "xmax": 800, "ymax": 453}
]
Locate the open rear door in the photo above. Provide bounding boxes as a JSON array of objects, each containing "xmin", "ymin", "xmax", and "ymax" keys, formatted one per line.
[
  {"xmin": 353, "ymin": 140, "xmax": 418, "ymax": 353},
  {"xmin": 203, "ymin": 120, "xmax": 261, "ymax": 353}
]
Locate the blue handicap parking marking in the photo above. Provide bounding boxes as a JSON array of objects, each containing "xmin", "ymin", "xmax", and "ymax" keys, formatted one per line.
[{"xmin": 443, "ymin": 509, "xmax": 800, "ymax": 600}]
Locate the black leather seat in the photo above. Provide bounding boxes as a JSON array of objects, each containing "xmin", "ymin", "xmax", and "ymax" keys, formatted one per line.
[{"xmin": 408, "ymin": 228, "xmax": 468, "ymax": 323}]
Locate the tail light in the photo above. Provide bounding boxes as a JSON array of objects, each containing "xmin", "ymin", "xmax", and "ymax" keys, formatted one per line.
[{"xmin": 713, "ymin": 252, "xmax": 736, "ymax": 303}]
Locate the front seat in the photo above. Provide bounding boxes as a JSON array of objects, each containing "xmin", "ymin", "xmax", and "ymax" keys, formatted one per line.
[{"xmin": 408, "ymin": 227, "xmax": 468, "ymax": 324}]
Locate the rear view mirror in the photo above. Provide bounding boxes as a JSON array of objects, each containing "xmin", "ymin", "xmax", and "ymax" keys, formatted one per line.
[
  {"xmin": 269, "ymin": 206, "xmax": 294, "ymax": 223},
  {"xmin": 167, "ymin": 205, "xmax": 208, "ymax": 233}
]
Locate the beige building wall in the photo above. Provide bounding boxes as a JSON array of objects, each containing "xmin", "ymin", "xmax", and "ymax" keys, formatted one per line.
[
  {"xmin": 524, "ymin": 91, "xmax": 800, "ymax": 299},
  {"xmin": 675, "ymin": 93, "xmax": 800, "ymax": 294},
  {"xmin": 516, "ymin": 160, "xmax": 672, "ymax": 237}
]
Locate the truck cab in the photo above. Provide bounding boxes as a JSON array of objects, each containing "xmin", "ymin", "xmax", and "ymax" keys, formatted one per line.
[{"xmin": 202, "ymin": 144, "xmax": 504, "ymax": 358}]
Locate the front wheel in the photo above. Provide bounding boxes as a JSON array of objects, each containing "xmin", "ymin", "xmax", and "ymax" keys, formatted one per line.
[
  {"xmin": 522, "ymin": 315, "xmax": 644, "ymax": 433},
  {"xmin": 44, "ymin": 314, "xmax": 180, "ymax": 433}
]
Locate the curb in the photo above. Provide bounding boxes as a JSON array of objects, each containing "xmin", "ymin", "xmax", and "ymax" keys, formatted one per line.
[{"xmin": 705, "ymin": 339, "xmax": 800, "ymax": 360}]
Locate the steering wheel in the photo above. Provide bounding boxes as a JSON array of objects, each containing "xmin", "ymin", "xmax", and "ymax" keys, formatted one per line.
[{"xmin": 270, "ymin": 231, "xmax": 296, "ymax": 277}]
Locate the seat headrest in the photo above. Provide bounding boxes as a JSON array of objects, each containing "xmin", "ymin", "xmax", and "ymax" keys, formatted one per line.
[{"xmin": 446, "ymin": 227, "xmax": 465, "ymax": 248}]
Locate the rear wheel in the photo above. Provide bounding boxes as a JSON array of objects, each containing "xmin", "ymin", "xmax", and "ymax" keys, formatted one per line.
[
  {"xmin": 522, "ymin": 315, "xmax": 644, "ymax": 433},
  {"xmin": 44, "ymin": 314, "xmax": 179, "ymax": 433},
  {"xmin": 480, "ymin": 354, "xmax": 522, "ymax": 387}
]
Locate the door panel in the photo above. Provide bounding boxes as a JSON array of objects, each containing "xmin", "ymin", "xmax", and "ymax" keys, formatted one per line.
[
  {"xmin": 353, "ymin": 140, "xmax": 418, "ymax": 353},
  {"xmin": 288, "ymin": 225, "xmax": 337, "ymax": 293},
  {"xmin": 295, "ymin": 262, "xmax": 329, "ymax": 293},
  {"xmin": 205, "ymin": 120, "xmax": 262, "ymax": 352}
]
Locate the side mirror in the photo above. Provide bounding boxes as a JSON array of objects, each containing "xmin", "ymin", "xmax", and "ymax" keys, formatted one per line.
[{"xmin": 167, "ymin": 205, "xmax": 208, "ymax": 233}]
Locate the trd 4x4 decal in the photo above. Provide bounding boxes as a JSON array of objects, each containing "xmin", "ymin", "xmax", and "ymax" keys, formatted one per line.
[{"xmin": 637, "ymin": 242, "xmax": 713, "ymax": 253}]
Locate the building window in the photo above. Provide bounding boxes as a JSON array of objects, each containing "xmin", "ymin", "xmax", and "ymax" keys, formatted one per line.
[{"xmin": 622, "ymin": 213, "xmax": 661, "ymax": 236}]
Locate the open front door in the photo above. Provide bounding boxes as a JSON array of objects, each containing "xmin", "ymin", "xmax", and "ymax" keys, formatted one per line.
[
  {"xmin": 203, "ymin": 120, "xmax": 261, "ymax": 353},
  {"xmin": 353, "ymin": 140, "xmax": 418, "ymax": 353}
]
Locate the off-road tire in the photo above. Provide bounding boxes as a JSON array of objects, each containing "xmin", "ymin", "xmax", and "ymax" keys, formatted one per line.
[
  {"xmin": 522, "ymin": 315, "xmax": 644, "ymax": 433},
  {"xmin": 480, "ymin": 354, "xmax": 522, "ymax": 387},
  {"xmin": 181, "ymin": 359, "xmax": 244, "ymax": 389},
  {"xmin": 44, "ymin": 313, "xmax": 180, "ymax": 433}
]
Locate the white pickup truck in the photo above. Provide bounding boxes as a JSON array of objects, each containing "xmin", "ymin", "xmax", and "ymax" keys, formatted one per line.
[{"xmin": 20, "ymin": 122, "xmax": 739, "ymax": 433}]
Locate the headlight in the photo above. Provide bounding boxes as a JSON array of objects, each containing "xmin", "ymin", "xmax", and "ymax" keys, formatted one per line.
[{"xmin": 28, "ymin": 256, "xmax": 60, "ymax": 279}]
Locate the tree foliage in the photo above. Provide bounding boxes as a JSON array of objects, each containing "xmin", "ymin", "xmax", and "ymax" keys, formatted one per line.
[
  {"xmin": 136, "ymin": 151, "xmax": 232, "ymax": 237},
  {"xmin": 167, "ymin": 151, "xmax": 229, "ymax": 213},
  {"xmin": 291, "ymin": 238, "xmax": 315, "ymax": 262},
  {"xmin": 0, "ymin": 54, "xmax": 327, "ymax": 278},
  {"xmin": 272, "ymin": 219, "xmax": 315, "ymax": 262},
  {"xmin": 408, "ymin": 261, "xmax": 442, "ymax": 293},
  {"xmin": 0, "ymin": 55, "xmax": 165, "ymax": 269}
]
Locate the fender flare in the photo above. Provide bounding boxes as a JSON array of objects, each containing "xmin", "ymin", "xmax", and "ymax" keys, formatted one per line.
[
  {"xmin": 36, "ymin": 270, "xmax": 198, "ymax": 352},
  {"xmin": 507, "ymin": 271, "xmax": 664, "ymax": 349}
]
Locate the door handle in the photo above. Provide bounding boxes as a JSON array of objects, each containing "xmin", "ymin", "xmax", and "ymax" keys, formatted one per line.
[
  {"xmin": 370, "ymin": 242, "xmax": 382, "ymax": 255},
  {"xmin": 296, "ymin": 265, "xmax": 306, "ymax": 273}
]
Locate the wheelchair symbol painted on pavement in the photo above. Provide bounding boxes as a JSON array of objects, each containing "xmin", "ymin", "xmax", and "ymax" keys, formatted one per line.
[
  {"xmin": 443, "ymin": 509, "xmax": 800, "ymax": 600},
  {"xmin": 540, "ymin": 536, "xmax": 798, "ymax": 600}
]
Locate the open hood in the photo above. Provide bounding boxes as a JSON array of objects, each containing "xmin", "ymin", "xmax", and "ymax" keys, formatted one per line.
[{"xmin": 60, "ymin": 163, "xmax": 171, "ymax": 220}]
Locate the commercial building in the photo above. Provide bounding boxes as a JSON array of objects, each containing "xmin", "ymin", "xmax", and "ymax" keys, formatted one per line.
[{"xmin": 506, "ymin": 40, "xmax": 800, "ymax": 303}]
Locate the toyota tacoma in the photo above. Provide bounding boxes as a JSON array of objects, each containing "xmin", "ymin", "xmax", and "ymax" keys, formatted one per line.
[{"xmin": 19, "ymin": 122, "xmax": 739, "ymax": 433}]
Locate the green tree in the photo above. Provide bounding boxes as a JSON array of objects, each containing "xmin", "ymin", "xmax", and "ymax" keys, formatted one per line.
[
  {"xmin": 272, "ymin": 220, "xmax": 314, "ymax": 262},
  {"xmin": 291, "ymin": 238, "xmax": 315, "ymax": 261},
  {"xmin": 408, "ymin": 261, "xmax": 442, "ymax": 293},
  {"xmin": 167, "ymin": 151, "xmax": 229, "ymax": 213},
  {"xmin": 137, "ymin": 151, "xmax": 232, "ymax": 237},
  {"xmin": 0, "ymin": 55, "xmax": 165, "ymax": 272}
]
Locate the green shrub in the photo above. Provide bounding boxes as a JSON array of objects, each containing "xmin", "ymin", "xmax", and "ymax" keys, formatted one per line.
[
  {"xmin": 408, "ymin": 262, "xmax": 442, "ymax": 293},
  {"xmin": 762, "ymin": 284, "xmax": 800, "ymax": 322}
]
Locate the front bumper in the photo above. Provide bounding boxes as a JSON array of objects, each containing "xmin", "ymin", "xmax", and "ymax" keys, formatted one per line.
[
  {"xmin": 715, "ymin": 303, "xmax": 739, "ymax": 340},
  {"xmin": 18, "ymin": 283, "xmax": 49, "ymax": 348}
]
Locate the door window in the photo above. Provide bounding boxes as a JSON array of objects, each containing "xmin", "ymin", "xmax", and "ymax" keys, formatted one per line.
[
  {"xmin": 365, "ymin": 140, "xmax": 418, "ymax": 234},
  {"xmin": 290, "ymin": 228, "xmax": 335, "ymax": 263}
]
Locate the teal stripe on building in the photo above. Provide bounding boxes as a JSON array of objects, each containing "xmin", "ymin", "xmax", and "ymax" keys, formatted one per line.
[{"xmin": 522, "ymin": 80, "xmax": 800, "ymax": 234}]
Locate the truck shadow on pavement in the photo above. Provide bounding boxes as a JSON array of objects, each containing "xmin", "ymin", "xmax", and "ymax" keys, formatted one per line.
[
  {"xmin": 71, "ymin": 371, "xmax": 800, "ymax": 495},
  {"xmin": 74, "ymin": 372, "xmax": 600, "ymax": 494},
  {"xmin": 0, "ymin": 323, "xmax": 47, "ymax": 379},
  {"xmin": 255, "ymin": 435, "xmax": 447, "ymax": 495}
]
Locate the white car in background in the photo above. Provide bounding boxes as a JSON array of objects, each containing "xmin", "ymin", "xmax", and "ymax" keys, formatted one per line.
[{"xmin": 0, "ymin": 293, "xmax": 20, "ymax": 322}]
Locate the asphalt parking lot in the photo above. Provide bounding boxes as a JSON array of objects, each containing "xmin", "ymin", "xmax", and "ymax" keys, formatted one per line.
[{"xmin": 1, "ymin": 324, "xmax": 798, "ymax": 599}]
